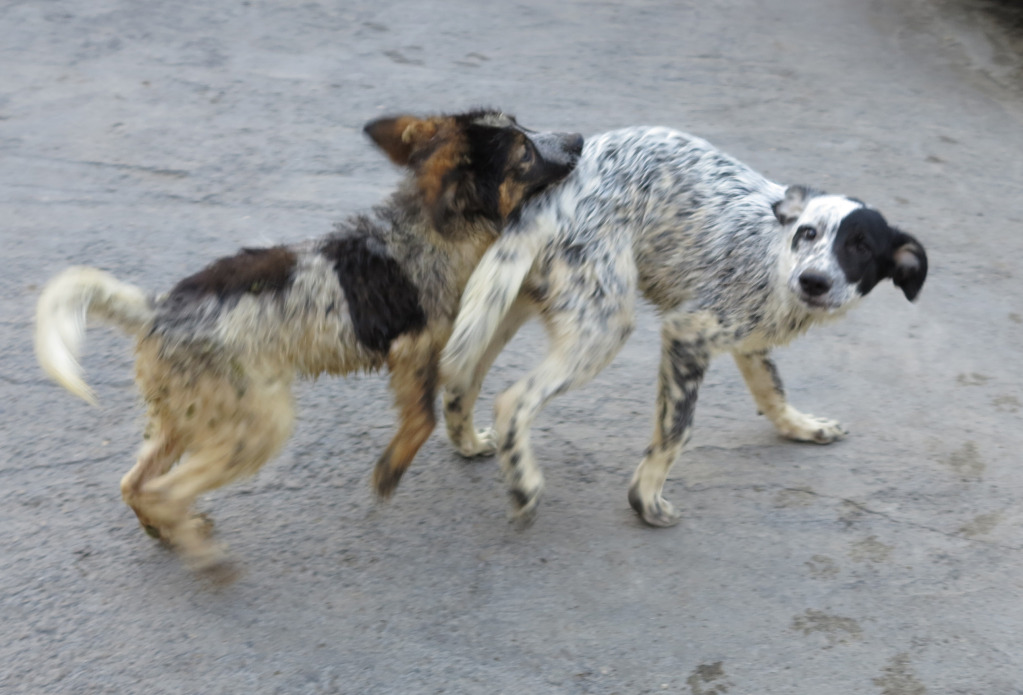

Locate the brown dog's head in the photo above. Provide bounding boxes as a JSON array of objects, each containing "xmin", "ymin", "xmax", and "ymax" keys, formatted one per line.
[{"xmin": 364, "ymin": 109, "xmax": 583, "ymax": 233}]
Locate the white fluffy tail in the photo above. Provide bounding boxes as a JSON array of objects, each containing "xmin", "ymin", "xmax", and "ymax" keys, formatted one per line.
[
  {"xmin": 440, "ymin": 211, "xmax": 556, "ymax": 384},
  {"xmin": 35, "ymin": 266, "xmax": 154, "ymax": 404}
]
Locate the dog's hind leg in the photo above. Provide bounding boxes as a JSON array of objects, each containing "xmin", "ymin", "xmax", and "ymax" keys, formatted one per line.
[
  {"xmin": 733, "ymin": 350, "xmax": 847, "ymax": 444},
  {"xmin": 138, "ymin": 440, "xmax": 290, "ymax": 571},
  {"xmin": 373, "ymin": 333, "xmax": 439, "ymax": 498},
  {"xmin": 137, "ymin": 449, "xmax": 247, "ymax": 572},
  {"xmin": 120, "ymin": 422, "xmax": 185, "ymax": 538},
  {"xmin": 135, "ymin": 380, "xmax": 295, "ymax": 572},
  {"xmin": 627, "ymin": 312, "xmax": 725, "ymax": 528},
  {"xmin": 443, "ymin": 297, "xmax": 535, "ymax": 458},
  {"xmin": 494, "ymin": 301, "xmax": 635, "ymax": 525}
]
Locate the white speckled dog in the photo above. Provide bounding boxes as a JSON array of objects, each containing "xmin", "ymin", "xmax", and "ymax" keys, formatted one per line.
[{"xmin": 440, "ymin": 126, "xmax": 928, "ymax": 526}]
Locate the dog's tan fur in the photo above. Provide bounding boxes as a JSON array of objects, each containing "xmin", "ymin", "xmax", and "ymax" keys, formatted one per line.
[{"xmin": 35, "ymin": 110, "xmax": 582, "ymax": 572}]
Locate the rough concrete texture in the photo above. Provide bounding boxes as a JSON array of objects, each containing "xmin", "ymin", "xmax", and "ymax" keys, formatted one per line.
[{"xmin": 2, "ymin": 1, "xmax": 1022, "ymax": 693}]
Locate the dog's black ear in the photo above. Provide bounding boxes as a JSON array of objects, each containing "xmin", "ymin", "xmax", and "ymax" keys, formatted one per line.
[
  {"xmin": 364, "ymin": 115, "xmax": 438, "ymax": 166},
  {"xmin": 773, "ymin": 185, "xmax": 822, "ymax": 225},
  {"xmin": 889, "ymin": 229, "xmax": 928, "ymax": 302}
]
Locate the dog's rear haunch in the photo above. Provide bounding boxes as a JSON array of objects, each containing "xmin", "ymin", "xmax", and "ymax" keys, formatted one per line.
[{"xmin": 35, "ymin": 110, "xmax": 583, "ymax": 572}]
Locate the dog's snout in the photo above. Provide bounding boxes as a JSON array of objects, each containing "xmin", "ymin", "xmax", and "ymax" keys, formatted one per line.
[
  {"xmin": 533, "ymin": 132, "xmax": 585, "ymax": 165},
  {"xmin": 799, "ymin": 271, "xmax": 831, "ymax": 297},
  {"xmin": 566, "ymin": 133, "xmax": 584, "ymax": 155}
]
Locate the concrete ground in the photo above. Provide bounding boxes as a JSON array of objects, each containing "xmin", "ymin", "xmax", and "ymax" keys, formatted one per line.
[{"xmin": 2, "ymin": 0, "xmax": 1022, "ymax": 693}]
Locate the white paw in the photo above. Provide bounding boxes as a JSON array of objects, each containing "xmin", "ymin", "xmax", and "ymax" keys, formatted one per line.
[
  {"xmin": 628, "ymin": 484, "xmax": 682, "ymax": 527},
  {"xmin": 456, "ymin": 427, "xmax": 497, "ymax": 457},
  {"xmin": 775, "ymin": 407, "xmax": 847, "ymax": 444}
]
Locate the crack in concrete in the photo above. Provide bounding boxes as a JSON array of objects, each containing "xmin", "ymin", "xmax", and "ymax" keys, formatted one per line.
[
  {"xmin": 5, "ymin": 152, "xmax": 190, "ymax": 178},
  {"xmin": 779, "ymin": 485, "xmax": 1023, "ymax": 553},
  {"xmin": 681, "ymin": 481, "xmax": 1021, "ymax": 552}
]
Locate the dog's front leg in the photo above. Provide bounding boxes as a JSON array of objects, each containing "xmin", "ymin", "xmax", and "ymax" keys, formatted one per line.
[
  {"xmin": 373, "ymin": 334, "xmax": 439, "ymax": 498},
  {"xmin": 733, "ymin": 350, "xmax": 847, "ymax": 444},
  {"xmin": 442, "ymin": 297, "xmax": 535, "ymax": 458},
  {"xmin": 627, "ymin": 312, "xmax": 722, "ymax": 528}
]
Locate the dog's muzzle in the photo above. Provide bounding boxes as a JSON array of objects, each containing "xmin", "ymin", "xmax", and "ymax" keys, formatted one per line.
[
  {"xmin": 792, "ymin": 270, "xmax": 846, "ymax": 310},
  {"xmin": 535, "ymin": 131, "xmax": 585, "ymax": 166}
]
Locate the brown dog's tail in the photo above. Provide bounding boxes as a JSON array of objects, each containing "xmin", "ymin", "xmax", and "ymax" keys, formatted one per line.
[{"xmin": 35, "ymin": 266, "xmax": 154, "ymax": 404}]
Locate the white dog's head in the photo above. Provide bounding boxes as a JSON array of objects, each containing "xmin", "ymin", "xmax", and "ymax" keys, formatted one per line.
[{"xmin": 773, "ymin": 185, "xmax": 927, "ymax": 312}]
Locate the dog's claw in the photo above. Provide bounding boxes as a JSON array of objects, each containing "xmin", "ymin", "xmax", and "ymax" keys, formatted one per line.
[{"xmin": 810, "ymin": 421, "xmax": 847, "ymax": 443}]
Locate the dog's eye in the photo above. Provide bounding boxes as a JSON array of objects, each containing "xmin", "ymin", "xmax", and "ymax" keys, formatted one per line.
[
  {"xmin": 797, "ymin": 226, "xmax": 817, "ymax": 242},
  {"xmin": 850, "ymin": 234, "xmax": 870, "ymax": 253},
  {"xmin": 519, "ymin": 145, "xmax": 535, "ymax": 166}
]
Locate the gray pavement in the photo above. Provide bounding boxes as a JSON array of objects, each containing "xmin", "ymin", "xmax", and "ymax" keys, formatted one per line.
[{"xmin": 2, "ymin": 1, "xmax": 1022, "ymax": 693}]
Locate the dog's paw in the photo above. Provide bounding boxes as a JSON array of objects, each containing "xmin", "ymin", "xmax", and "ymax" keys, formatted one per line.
[
  {"xmin": 775, "ymin": 407, "xmax": 847, "ymax": 444},
  {"xmin": 628, "ymin": 484, "xmax": 681, "ymax": 528},
  {"xmin": 168, "ymin": 517, "xmax": 234, "ymax": 577},
  {"xmin": 372, "ymin": 448, "xmax": 407, "ymax": 499},
  {"xmin": 131, "ymin": 509, "xmax": 166, "ymax": 541},
  {"xmin": 508, "ymin": 485, "xmax": 542, "ymax": 527},
  {"xmin": 145, "ymin": 514, "xmax": 216, "ymax": 547},
  {"xmin": 511, "ymin": 489, "xmax": 544, "ymax": 528},
  {"xmin": 456, "ymin": 427, "xmax": 497, "ymax": 458}
]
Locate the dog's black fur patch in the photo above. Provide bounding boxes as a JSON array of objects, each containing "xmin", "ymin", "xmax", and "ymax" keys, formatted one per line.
[
  {"xmin": 835, "ymin": 208, "xmax": 889, "ymax": 296},
  {"xmin": 463, "ymin": 123, "xmax": 518, "ymax": 221},
  {"xmin": 322, "ymin": 228, "xmax": 427, "ymax": 354},
  {"xmin": 834, "ymin": 207, "xmax": 927, "ymax": 300},
  {"xmin": 168, "ymin": 246, "xmax": 297, "ymax": 300}
]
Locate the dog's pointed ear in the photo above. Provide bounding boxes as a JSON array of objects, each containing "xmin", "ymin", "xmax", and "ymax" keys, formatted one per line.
[
  {"xmin": 773, "ymin": 185, "xmax": 821, "ymax": 225},
  {"xmin": 363, "ymin": 115, "xmax": 439, "ymax": 166},
  {"xmin": 889, "ymin": 229, "xmax": 928, "ymax": 302}
]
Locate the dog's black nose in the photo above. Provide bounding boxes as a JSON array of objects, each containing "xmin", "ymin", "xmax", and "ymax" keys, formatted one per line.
[
  {"xmin": 799, "ymin": 271, "xmax": 832, "ymax": 297},
  {"xmin": 565, "ymin": 133, "xmax": 584, "ymax": 156}
]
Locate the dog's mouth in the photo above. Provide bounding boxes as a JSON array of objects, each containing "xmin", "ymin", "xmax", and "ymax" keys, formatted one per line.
[
  {"xmin": 792, "ymin": 287, "xmax": 842, "ymax": 312},
  {"xmin": 798, "ymin": 292, "xmax": 855, "ymax": 314},
  {"xmin": 801, "ymin": 297, "xmax": 833, "ymax": 311}
]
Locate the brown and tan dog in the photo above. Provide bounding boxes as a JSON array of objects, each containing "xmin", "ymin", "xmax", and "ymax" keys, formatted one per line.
[{"xmin": 35, "ymin": 109, "xmax": 582, "ymax": 571}]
